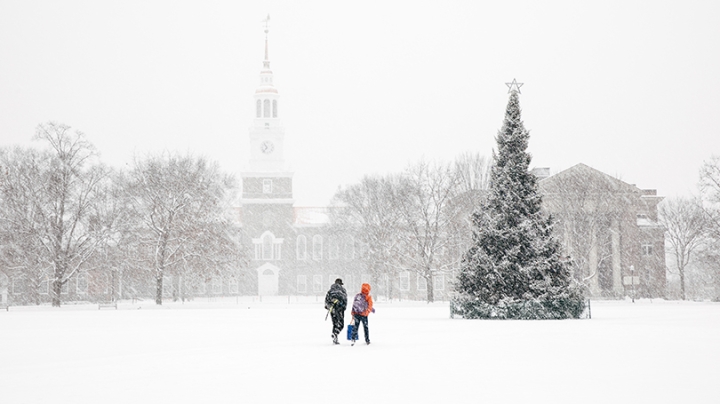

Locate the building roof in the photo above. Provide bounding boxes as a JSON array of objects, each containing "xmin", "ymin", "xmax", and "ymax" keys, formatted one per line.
[
  {"xmin": 540, "ymin": 163, "xmax": 643, "ymax": 195},
  {"xmin": 294, "ymin": 207, "xmax": 330, "ymax": 227}
]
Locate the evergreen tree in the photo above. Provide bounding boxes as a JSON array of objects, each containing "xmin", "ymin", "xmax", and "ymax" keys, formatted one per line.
[{"xmin": 453, "ymin": 82, "xmax": 584, "ymax": 319}]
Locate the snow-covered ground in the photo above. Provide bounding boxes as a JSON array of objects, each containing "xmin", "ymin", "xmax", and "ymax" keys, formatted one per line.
[{"xmin": 1, "ymin": 297, "xmax": 717, "ymax": 403}]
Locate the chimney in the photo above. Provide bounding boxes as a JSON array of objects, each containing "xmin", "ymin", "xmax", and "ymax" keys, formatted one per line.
[{"xmin": 531, "ymin": 167, "xmax": 550, "ymax": 180}]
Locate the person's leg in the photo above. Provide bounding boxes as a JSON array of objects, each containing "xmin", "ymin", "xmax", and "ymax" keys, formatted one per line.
[
  {"xmin": 361, "ymin": 315, "xmax": 369, "ymax": 343},
  {"xmin": 331, "ymin": 310, "xmax": 343, "ymax": 336},
  {"xmin": 337, "ymin": 310, "xmax": 345, "ymax": 334},
  {"xmin": 331, "ymin": 311, "xmax": 342, "ymax": 344},
  {"xmin": 352, "ymin": 314, "xmax": 361, "ymax": 341}
]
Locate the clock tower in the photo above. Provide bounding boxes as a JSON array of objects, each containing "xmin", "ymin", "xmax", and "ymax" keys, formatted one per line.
[
  {"xmin": 242, "ymin": 15, "xmax": 293, "ymax": 204},
  {"xmin": 241, "ymin": 15, "xmax": 294, "ymax": 296}
]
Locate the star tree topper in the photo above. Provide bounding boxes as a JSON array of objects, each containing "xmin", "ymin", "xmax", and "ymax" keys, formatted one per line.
[{"xmin": 505, "ymin": 78, "xmax": 523, "ymax": 94}]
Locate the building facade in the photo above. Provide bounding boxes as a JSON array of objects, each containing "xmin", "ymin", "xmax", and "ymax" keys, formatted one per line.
[
  {"xmin": 538, "ymin": 164, "xmax": 666, "ymax": 298},
  {"xmin": 236, "ymin": 26, "xmax": 451, "ymax": 300}
]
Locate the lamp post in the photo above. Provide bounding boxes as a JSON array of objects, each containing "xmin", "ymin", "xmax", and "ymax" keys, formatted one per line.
[{"xmin": 630, "ymin": 265, "xmax": 635, "ymax": 303}]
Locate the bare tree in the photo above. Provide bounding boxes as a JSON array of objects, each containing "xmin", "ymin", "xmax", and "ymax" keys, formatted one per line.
[
  {"xmin": 330, "ymin": 154, "xmax": 490, "ymax": 302},
  {"xmin": 330, "ymin": 175, "xmax": 404, "ymax": 298},
  {"xmin": 699, "ymin": 156, "xmax": 720, "ymax": 298},
  {"xmin": 454, "ymin": 152, "xmax": 491, "ymax": 196},
  {"xmin": 126, "ymin": 153, "xmax": 242, "ymax": 305},
  {"xmin": 0, "ymin": 123, "xmax": 109, "ymax": 306},
  {"xmin": 393, "ymin": 160, "xmax": 464, "ymax": 302},
  {"xmin": 0, "ymin": 147, "xmax": 50, "ymax": 303},
  {"xmin": 658, "ymin": 197, "xmax": 707, "ymax": 300},
  {"xmin": 82, "ymin": 168, "xmax": 134, "ymax": 302},
  {"xmin": 700, "ymin": 156, "xmax": 720, "ymax": 239}
]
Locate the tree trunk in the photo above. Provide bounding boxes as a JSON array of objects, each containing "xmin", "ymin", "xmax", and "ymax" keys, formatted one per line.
[
  {"xmin": 426, "ymin": 272, "xmax": 435, "ymax": 303},
  {"xmin": 679, "ymin": 266, "xmax": 686, "ymax": 300},
  {"xmin": 155, "ymin": 274, "xmax": 163, "ymax": 305},
  {"xmin": 52, "ymin": 279, "xmax": 62, "ymax": 307}
]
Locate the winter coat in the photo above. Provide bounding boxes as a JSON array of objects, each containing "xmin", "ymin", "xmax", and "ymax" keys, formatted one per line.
[
  {"xmin": 352, "ymin": 283, "xmax": 374, "ymax": 317},
  {"xmin": 325, "ymin": 283, "xmax": 347, "ymax": 311}
]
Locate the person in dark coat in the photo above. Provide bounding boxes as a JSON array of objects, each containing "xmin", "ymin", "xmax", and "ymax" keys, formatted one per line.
[{"xmin": 324, "ymin": 278, "xmax": 347, "ymax": 345}]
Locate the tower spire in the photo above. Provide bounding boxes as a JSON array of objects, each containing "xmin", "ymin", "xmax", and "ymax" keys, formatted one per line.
[
  {"xmin": 263, "ymin": 14, "xmax": 270, "ymax": 69},
  {"xmin": 249, "ymin": 13, "xmax": 284, "ymax": 173}
]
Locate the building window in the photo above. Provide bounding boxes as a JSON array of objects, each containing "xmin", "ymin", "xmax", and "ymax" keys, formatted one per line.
[
  {"xmin": 641, "ymin": 244, "xmax": 654, "ymax": 256},
  {"xmin": 297, "ymin": 275, "xmax": 307, "ymax": 293},
  {"xmin": 344, "ymin": 236, "xmax": 355, "ymax": 260},
  {"xmin": 262, "ymin": 233, "xmax": 274, "ymax": 260},
  {"xmin": 263, "ymin": 99, "xmax": 270, "ymax": 117},
  {"xmin": 272, "ymin": 100, "xmax": 278, "ymax": 117},
  {"xmin": 39, "ymin": 278, "xmax": 49, "ymax": 295},
  {"xmin": 229, "ymin": 278, "xmax": 239, "ymax": 294},
  {"xmin": 254, "ymin": 232, "xmax": 283, "ymax": 261},
  {"xmin": 102, "ymin": 274, "xmax": 110, "ymax": 294},
  {"xmin": 417, "ymin": 274, "xmax": 427, "ymax": 291},
  {"xmin": 162, "ymin": 276, "xmax": 173, "ymax": 297},
  {"xmin": 313, "ymin": 275, "xmax": 323, "ymax": 293},
  {"xmin": 212, "ymin": 278, "xmax": 222, "ymax": 294},
  {"xmin": 61, "ymin": 280, "xmax": 69, "ymax": 295},
  {"xmin": 196, "ymin": 281, "xmax": 207, "ymax": 295},
  {"xmin": 313, "ymin": 235, "xmax": 323, "ymax": 261},
  {"xmin": 12, "ymin": 277, "xmax": 25, "ymax": 294},
  {"xmin": 263, "ymin": 179, "xmax": 272, "ymax": 194},
  {"xmin": 76, "ymin": 273, "xmax": 88, "ymax": 295},
  {"xmin": 433, "ymin": 274, "xmax": 445, "ymax": 291},
  {"xmin": 358, "ymin": 243, "xmax": 368, "ymax": 259},
  {"xmin": 297, "ymin": 235, "xmax": 307, "ymax": 260},
  {"xmin": 256, "ymin": 100, "xmax": 261, "ymax": 117},
  {"xmin": 329, "ymin": 237, "xmax": 339, "ymax": 260},
  {"xmin": 399, "ymin": 272, "xmax": 410, "ymax": 291}
]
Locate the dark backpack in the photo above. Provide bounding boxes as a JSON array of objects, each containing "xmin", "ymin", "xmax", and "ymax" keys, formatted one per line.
[{"xmin": 352, "ymin": 293, "xmax": 367, "ymax": 314}]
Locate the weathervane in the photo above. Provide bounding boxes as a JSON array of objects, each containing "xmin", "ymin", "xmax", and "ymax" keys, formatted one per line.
[
  {"xmin": 262, "ymin": 14, "xmax": 270, "ymax": 35},
  {"xmin": 505, "ymin": 78, "xmax": 523, "ymax": 94}
]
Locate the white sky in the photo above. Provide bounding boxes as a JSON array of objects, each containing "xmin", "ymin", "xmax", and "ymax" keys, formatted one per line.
[{"xmin": 1, "ymin": 1, "xmax": 719, "ymax": 206}]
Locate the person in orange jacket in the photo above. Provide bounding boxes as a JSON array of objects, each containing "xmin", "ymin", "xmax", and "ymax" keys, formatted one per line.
[{"xmin": 350, "ymin": 283, "xmax": 375, "ymax": 345}]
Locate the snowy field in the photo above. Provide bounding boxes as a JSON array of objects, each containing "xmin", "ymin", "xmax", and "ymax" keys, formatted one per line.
[{"xmin": 1, "ymin": 298, "xmax": 718, "ymax": 404}]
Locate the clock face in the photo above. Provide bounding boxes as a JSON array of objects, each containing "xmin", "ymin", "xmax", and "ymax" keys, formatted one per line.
[{"xmin": 260, "ymin": 141, "xmax": 275, "ymax": 154}]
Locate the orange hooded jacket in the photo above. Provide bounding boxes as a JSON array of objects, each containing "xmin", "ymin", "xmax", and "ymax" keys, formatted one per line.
[{"xmin": 352, "ymin": 283, "xmax": 374, "ymax": 317}]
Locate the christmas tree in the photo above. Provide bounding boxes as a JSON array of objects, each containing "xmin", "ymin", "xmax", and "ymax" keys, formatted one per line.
[{"xmin": 452, "ymin": 80, "xmax": 585, "ymax": 319}]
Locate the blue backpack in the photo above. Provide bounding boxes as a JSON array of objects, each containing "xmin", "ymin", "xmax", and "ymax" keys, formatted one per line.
[{"xmin": 352, "ymin": 293, "xmax": 367, "ymax": 314}]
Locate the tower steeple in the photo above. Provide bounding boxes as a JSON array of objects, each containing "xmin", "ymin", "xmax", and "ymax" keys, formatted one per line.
[
  {"xmin": 243, "ymin": 14, "xmax": 292, "ymax": 203},
  {"xmin": 263, "ymin": 14, "xmax": 270, "ymax": 69},
  {"xmin": 257, "ymin": 14, "xmax": 276, "ymax": 95},
  {"xmin": 247, "ymin": 13, "xmax": 285, "ymax": 172}
]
